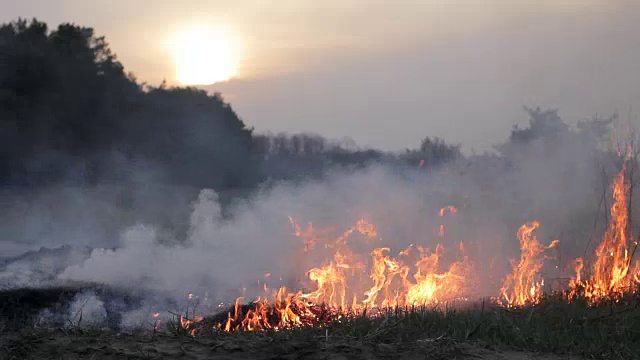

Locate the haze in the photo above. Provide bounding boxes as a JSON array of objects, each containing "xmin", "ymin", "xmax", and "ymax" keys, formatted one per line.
[{"xmin": 2, "ymin": 0, "xmax": 639, "ymax": 151}]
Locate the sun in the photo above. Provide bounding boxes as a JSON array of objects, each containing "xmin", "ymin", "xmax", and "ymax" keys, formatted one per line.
[{"xmin": 171, "ymin": 25, "xmax": 239, "ymax": 85}]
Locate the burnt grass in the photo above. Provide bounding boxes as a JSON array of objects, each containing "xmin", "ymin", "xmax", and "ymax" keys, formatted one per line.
[
  {"xmin": 1, "ymin": 288, "xmax": 640, "ymax": 359},
  {"xmin": 0, "ymin": 285, "xmax": 149, "ymax": 330}
]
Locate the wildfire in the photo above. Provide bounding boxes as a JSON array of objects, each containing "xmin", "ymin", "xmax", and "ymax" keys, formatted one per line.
[
  {"xmin": 175, "ymin": 162, "xmax": 640, "ymax": 334},
  {"xmin": 295, "ymin": 218, "xmax": 469, "ymax": 311},
  {"xmin": 176, "ymin": 216, "xmax": 473, "ymax": 333},
  {"xmin": 500, "ymin": 221, "xmax": 558, "ymax": 307},
  {"xmin": 439, "ymin": 206, "xmax": 459, "ymax": 217},
  {"xmin": 438, "ymin": 205, "xmax": 458, "ymax": 237},
  {"xmin": 568, "ymin": 257, "xmax": 584, "ymax": 290},
  {"xmin": 569, "ymin": 165, "xmax": 639, "ymax": 302}
]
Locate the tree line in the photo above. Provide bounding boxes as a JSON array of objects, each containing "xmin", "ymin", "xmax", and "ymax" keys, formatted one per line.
[{"xmin": 0, "ymin": 18, "xmax": 616, "ymax": 193}]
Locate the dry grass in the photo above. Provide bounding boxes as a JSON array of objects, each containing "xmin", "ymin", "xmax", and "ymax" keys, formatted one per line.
[{"xmin": 1, "ymin": 289, "xmax": 639, "ymax": 359}]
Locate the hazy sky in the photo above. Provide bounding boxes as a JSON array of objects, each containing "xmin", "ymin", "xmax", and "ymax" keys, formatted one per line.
[{"xmin": 2, "ymin": 0, "xmax": 639, "ymax": 152}]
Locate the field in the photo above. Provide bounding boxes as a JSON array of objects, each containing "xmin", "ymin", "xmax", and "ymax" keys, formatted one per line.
[
  {"xmin": 1, "ymin": 286, "xmax": 639, "ymax": 360},
  {"xmin": 2, "ymin": 164, "xmax": 640, "ymax": 359}
]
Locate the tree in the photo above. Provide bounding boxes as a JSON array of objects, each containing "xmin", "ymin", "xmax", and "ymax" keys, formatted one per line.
[
  {"xmin": 496, "ymin": 106, "xmax": 614, "ymax": 163},
  {"xmin": 402, "ymin": 136, "xmax": 462, "ymax": 168},
  {"xmin": 0, "ymin": 18, "xmax": 257, "ymax": 190}
]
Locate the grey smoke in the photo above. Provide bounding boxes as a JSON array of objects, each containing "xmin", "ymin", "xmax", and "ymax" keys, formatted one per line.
[{"xmin": 2, "ymin": 118, "xmax": 631, "ymax": 330}]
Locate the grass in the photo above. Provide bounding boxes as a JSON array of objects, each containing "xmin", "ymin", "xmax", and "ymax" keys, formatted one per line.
[
  {"xmin": 2, "ymin": 289, "xmax": 640, "ymax": 359},
  {"xmin": 181, "ymin": 293, "xmax": 640, "ymax": 359}
]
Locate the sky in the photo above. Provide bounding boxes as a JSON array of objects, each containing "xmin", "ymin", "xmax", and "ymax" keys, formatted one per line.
[{"xmin": 1, "ymin": 0, "xmax": 639, "ymax": 152}]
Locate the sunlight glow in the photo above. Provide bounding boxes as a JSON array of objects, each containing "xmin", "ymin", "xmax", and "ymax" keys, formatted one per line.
[{"xmin": 171, "ymin": 25, "xmax": 239, "ymax": 85}]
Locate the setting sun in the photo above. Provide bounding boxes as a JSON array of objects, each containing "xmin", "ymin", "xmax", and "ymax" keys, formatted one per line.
[{"xmin": 171, "ymin": 25, "xmax": 238, "ymax": 85}]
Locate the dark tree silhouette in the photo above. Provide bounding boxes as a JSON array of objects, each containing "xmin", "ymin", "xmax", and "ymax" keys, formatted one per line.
[
  {"xmin": 2, "ymin": 18, "xmax": 615, "ymax": 196},
  {"xmin": 0, "ymin": 18, "xmax": 256, "ymax": 190},
  {"xmin": 401, "ymin": 136, "xmax": 462, "ymax": 169},
  {"xmin": 496, "ymin": 106, "xmax": 614, "ymax": 163}
]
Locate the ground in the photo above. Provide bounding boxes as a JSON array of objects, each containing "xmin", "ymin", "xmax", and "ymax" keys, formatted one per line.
[
  {"xmin": 1, "ymin": 331, "xmax": 582, "ymax": 360},
  {"xmin": 2, "ymin": 286, "xmax": 636, "ymax": 359}
]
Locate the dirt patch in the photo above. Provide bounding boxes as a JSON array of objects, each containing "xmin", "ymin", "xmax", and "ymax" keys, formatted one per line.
[{"xmin": 1, "ymin": 331, "xmax": 582, "ymax": 360}]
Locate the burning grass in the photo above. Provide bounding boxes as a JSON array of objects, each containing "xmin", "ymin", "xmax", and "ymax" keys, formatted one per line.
[
  {"xmin": 182, "ymin": 161, "xmax": 638, "ymax": 335},
  {"xmin": 3, "ymin": 294, "xmax": 640, "ymax": 359},
  {"xmin": 152, "ymin": 158, "xmax": 640, "ymax": 358},
  {"xmin": 4, "ymin": 152, "xmax": 640, "ymax": 359}
]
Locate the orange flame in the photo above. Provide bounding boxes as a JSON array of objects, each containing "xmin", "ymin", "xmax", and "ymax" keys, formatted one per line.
[
  {"xmin": 501, "ymin": 221, "xmax": 558, "ymax": 307},
  {"xmin": 204, "ymin": 214, "xmax": 471, "ymax": 332},
  {"xmin": 591, "ymin": 166, "xmax": 634, "ymax": 297},
  {"xmin": 439, "ymin": 206, "xmax": 458, "ymax": 217},
  {"xmin": 176, "ymin": 164, "xmax": 639, "ymax": 333},
  {"xmin": 570, "ymin": 164, "xmax": 639, "ymax": 302},
  {"xmin": 438, "ymin": 206, "xmax": 458, "ymax": 237}
]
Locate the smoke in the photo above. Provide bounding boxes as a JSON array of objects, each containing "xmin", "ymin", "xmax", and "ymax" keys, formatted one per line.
[
  {"xmin": 36, "ymin": 290, "xmax": 108, "ymax": 329},
  {"xmin": 1, "ymin": 117, "xmax": 629, "ymax": 329},
  {"xmin": 55, "ymin": 154, "xmax": 605, "ymax": 299}
]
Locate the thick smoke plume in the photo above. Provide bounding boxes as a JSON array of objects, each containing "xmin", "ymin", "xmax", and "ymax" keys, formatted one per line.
[
  {"xmin": 3, "ymin": 131, "xmax": 621, "ymax": 319},
  {"xmin": 2, "ymin": 104, "xmax": 632, "ymax": 330},
  {"xmin": 2, "ymin": 17, "xmax": 637, "ymax": 333}
]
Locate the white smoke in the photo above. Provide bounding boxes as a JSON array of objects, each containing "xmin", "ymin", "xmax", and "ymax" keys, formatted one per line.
[
  {"xmin": 3, "ymin": 121, "xmax": 628, "ymax": 330},
  {"xmin": 37, "ymin": 290, "xmax": 108, "ymax": 329},
  {"xmin": 53, "ymin": 157, "xmax": 603, "ymax": 304}
]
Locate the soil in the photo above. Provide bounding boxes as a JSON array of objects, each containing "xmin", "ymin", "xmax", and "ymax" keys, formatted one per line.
[{"xmin": 0, "ymin": 331, "xmax": 584, "ymax": 360}]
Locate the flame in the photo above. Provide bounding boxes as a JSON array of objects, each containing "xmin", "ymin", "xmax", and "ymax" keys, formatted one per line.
[
  {"xmin": 180, "ymin": 315, "xmax": 200, "ymax": 336},
  {"xmin": 570, "ymin": 164, "xmax": 639, "ymax": 302},
  {"xmin": 500, "ymin": 221, "xmax": 558, "ymax": 307},
  {"xmin": 362, "ymin": 247, "xmax": 407, "ymax": 308},
  {"xmin": 187, "ymin": 215, "xmax": 472, "ymax": 333},
  {"xmin": 438, "ymin": 206, "xmax": 458, "ymax": 237},
  {"xmin": 289, "ymin": 217, "xmax": 320, "ymax": 253},
  {"xmin": 569, "ymin": 257, "xmax": 584, "ymax": 288},
  {"xmin": 173, "ymin": 163, "xmax": 640, "ymax": 334},
  {"xmin": 405, "ymin": 244, "xmax": 469, "ymax": 306},
  {"xmin": 303, "ymin": 252, "xmax": 351, "ymax": 309},
  {"xmin": 209, "ymin": 289, "xmax": 325, "ymax": 332},
  {"xmin": 590, "ymin": 166, "xmax": 634, "ymax": 297},
  {"xmin": 439, "ymin": 206, "xmax": 458, "ymax": 217}
]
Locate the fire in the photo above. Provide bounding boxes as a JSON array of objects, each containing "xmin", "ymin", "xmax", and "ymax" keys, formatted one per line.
[
  {"xmin": 438, "ymin": 205, "xmax": 458, "ymax": 237},
  {"xmin": 439, "ymin": 206, "xmax": 458, "ymax": 217},
  {"xmin": 568, "ymin": 257, "xmax": 584, "ymax": 290},
  {"xmin": 174, "ymin": 162, "xmax": 640, "ymax": 335},
  {"xmin": 590, "ymin": 165, "xmax": 635, "ymax": 298},
  {"xmin": 303, "ymin": 252, "xmax": 352, "ymax": 309},
  {"xmin": 592, "ymin": 166, "xmax": 632, "ymax": 295},
  {"xmin": 297, "ymin": 220, "xmax": 470, "ymax": 310},
  {"xmin": 289, "ymin": 216, "xmax": 320, "ymax": 253},
  {"xmin": 207, "ymin": 289, "xmax": 341, "ymax": 332},
  {"xmin": 500, "ymin": 221, "xmax": 558, "ymax": 307},
  {"xmin": 404, "ymin": 244, "xmax": 470, "ymax": 306},
  {"xmin": 176, "ymin": 216, "xmax": 472, "ymax": 333},
  {"xmin": 180, "ymin": 315, "xmax": 203, "ymax": 336},
  {"xmin": 569, "ymin": 164, "xmax": 639, "ymax": 302}
]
